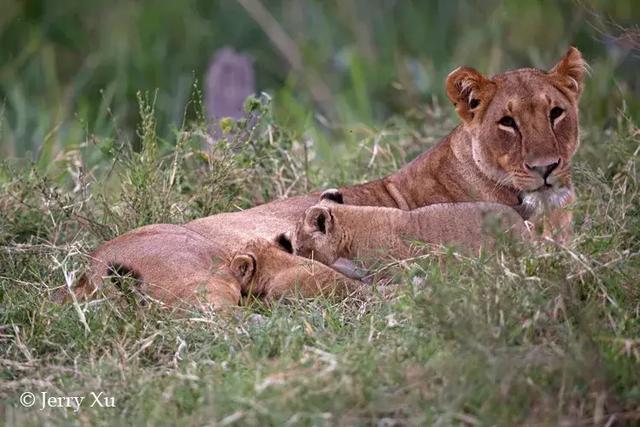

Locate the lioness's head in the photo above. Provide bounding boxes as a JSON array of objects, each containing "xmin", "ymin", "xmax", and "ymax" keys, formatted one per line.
[{"xmin": 446, "ymin": 47, "xmax": 587, "ymax": 215}]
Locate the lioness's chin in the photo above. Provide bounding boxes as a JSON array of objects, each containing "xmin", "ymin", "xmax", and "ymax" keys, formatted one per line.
[{"xmin": 518, "ymin": 186, "xmax": 573, "ymax": 219}]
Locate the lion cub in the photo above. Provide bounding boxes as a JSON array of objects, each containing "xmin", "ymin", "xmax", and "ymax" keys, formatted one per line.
[
  {"xmin": 62, "ymin": 224, "xmax": 362, "ymax": 309},
  {"xmin": 293, "ymin": 190, "xmax": 529, "ymax": 266}
]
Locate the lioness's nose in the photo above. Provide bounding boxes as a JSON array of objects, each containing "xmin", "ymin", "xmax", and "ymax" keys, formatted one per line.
[{"xmin": 525, "ymin": 159, "xmax": 560, "ymax": 179}]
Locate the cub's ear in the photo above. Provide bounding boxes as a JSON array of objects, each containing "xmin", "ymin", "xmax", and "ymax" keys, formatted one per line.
[
  {"xmin": 320, "ymin": 188, "xmax": 344, "ymax": 204},
  {"xmin": 548, "ymin": 46, "xmax": 587, "ymax": 99},
  {"xmin": 274, "ymin": 232, "xmax": 293, "ymax": 254},
  {"xmin": 304, "ymin": 206, "xmax": 333, "ymax": 235},
  {"xmin": 230, "ymin": 253, "xmax": 256, "ymax": 285},
  {"xmin": 446, "ymin": 66, "xmax": 496, "ymax": 123}
]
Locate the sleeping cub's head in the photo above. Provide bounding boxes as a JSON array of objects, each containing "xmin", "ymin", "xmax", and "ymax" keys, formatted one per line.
[{"xmin": 292, "ymin": 189, "xmax": 344, "ymax": 265}]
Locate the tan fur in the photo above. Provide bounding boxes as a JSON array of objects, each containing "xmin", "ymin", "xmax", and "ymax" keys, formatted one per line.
[
  {"xmin": 71, "ymin": 224, "xmax": 239, "ymax": 307},
  {"xmin": 187, "ymin": 48, "xmax": 585, "ymax": 240},
  {"xmin": 339, "ymin": 47, "xmax": 585, "ymax": 240},
  {"xmin": 63, "ymin": 224, "xmax": 361, "ymax": 308},
  {"xmin": 70, "ymin": 48, "xmax": 584, "ymax": 306},
  {"xmin": 293, "ymin": 198, "xmax": 529, "ymax": 265},
  {"xmin": 231, "ymin": 239, "xmax": 362, "ymax": 301}
]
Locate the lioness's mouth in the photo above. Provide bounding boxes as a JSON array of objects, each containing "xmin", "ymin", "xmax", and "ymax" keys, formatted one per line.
[{"xmin": 515, "ymin": 186, "xmax": 572, "ymax": 219}]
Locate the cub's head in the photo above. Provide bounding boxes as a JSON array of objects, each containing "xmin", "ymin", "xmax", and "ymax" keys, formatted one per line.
[
  {"xmin": 446, "ymin": 47, "xmax": 587, "ymax": 215},
  {"xmin": 228, "ymin": 237, "xmax": 295, "ymax": 297},
  {"xmin": 229, "ymin": 234, "xmax": 356, "ymax": 301},
  {"xmin": 292, "ymin": 189, "xmax": 344, "ymax": 265}
]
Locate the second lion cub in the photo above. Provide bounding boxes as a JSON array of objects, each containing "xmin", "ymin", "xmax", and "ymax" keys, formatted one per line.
[{"xmin": 292, "ymin": 190, "xmax": 530, "ymax": 266}]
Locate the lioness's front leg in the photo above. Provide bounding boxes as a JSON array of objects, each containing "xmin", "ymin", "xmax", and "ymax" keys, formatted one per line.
[{"xmin": 544, "ymin": 207, "xmax": 573, "ymax": 243}]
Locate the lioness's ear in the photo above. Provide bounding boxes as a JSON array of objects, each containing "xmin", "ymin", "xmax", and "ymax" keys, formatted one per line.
[
  {"xmin": 230, "ymin": 253, "xmax": 256, "ymax": 285},
  {"xmin": 275, "ymin": 232, "xmax": 293, "ymax": 254},
  {"xmin": 304, "ymin": 206, "xmax": 333, "ymax": 235},
  {"xmin": 320, "ymin": 188, "xmax": 344, "ymax": 204},
  {"xmin": 446, "ymin": 66, "xmax": 496, "ymax": 123},
  {"xmin": 548, "ymin": 47, "xmax": 587, "ymax": 98}
]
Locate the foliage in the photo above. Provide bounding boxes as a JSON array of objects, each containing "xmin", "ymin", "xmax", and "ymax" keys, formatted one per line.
[
  {"xmin": 1, "ymin": 0, "xmax": 638, "ymax": 162},
  {"xmin": 1, "ymin": 92, "xmax": 640, "ymax": 425},
  {"xmin": 1, "ymin": 0, "xmax": 640, "ymax": 425}
]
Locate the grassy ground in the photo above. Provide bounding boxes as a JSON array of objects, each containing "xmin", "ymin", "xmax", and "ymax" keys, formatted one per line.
[
  {"xmin": 1, "ymin": 92, "xmax": 639, "ymax": 426},
  {"xmin": 1, "ymin": 2, "xmax": 639, "ymax": 425}
]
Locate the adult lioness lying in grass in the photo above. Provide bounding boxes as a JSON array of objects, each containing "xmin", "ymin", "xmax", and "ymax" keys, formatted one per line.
[
  {"xmin": 188, "ymin": 47, "xmax": 585, "ymax": 242},
  {"xmin": 292, "ymin": 190, "xmax": 530, "ymax": 266},
  {"xmin": 65, "ymin": 48, "xmax": 584, "ymax": 307}
]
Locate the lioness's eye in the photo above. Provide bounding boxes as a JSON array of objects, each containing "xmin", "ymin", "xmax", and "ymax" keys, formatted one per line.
[
  {"xmin": 498, "ymin": 116, "xmax": 517, "ymax": 129},
  {"xmin": 550, "ymin": 107, "xmax": 564, "ymax": 123}
]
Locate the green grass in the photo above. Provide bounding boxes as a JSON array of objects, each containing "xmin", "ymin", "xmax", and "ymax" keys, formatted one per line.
[
  {"xmin": 1, "ymin": 1, "xmax": 640, "ymax": 425},
  {"xmin": 1, "ymin": 0, "xmax": 638, "ymax": 161},
  {"xmin": 1, "ymin": 92, "xmax": 639, "ymax": 425}
]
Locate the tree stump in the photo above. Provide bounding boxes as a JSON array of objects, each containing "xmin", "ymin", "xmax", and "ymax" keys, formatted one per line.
[{"xmin": 205, "ymin": 47, "xmax": 255, "ymax": 142}]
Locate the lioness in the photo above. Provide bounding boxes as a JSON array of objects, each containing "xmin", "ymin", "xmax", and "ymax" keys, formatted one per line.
[
  {"xmin": 67, "ymin": 48, "xmax": 584, "ymax": 306},
  {"xmin": 292, "ymin": 190, "xmax": 529, "ymax": 266},
  {"xmin": 187, "ymin": 47, "xmax": 584, "ymax": 242},
  {"xmin": 68, "ymin": 224, "xmax": 361, "ymax": 308}
]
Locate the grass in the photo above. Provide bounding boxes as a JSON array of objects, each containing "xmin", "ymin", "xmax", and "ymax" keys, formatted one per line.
[
  {"xmin": 1, "ymin": 1, "xmax": 638, "ymax": 160},
  {"xmin": 1, "ymin": 2, "xmax": 639, "ymax": 424},
  {"xmin": 1, "ymin": 90, "xmax": 639, "ymax": 425}
]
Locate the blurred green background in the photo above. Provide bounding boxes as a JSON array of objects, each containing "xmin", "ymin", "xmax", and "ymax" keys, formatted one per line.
[{"xmin": 0, "ymin": 0, "xmax": 638, "ymax": 161}]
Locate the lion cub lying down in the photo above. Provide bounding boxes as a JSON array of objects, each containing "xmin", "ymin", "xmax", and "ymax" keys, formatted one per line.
[
  {"xmin": 293, "ymin": 190, "xmax": 529, "ymax": 266},
  {"xmin": 64, "ymin": 224, "xmax": 361, "ymax": 309}
]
